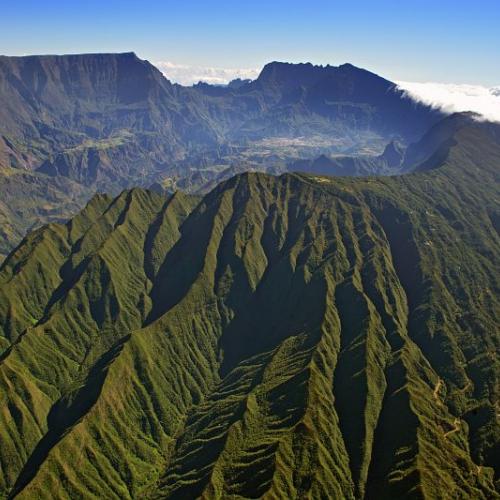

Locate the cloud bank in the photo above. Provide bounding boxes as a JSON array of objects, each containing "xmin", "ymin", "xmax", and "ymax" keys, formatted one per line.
[
  {"xmin": 397, "ymin": 81, "xmax": 500, "ymax": 122},
  {"xmin": 155, "ymin": 61, "xmax": 260, "ymax": 86}
]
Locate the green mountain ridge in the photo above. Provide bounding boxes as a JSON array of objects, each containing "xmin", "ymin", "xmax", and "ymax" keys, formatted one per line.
[{"xmin": 0, "ymin": 125, "xmax": 498, "ymax": 498}]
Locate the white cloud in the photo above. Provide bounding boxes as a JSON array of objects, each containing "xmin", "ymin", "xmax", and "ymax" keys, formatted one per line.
[
  {"xmin": 397, "ymin": 81, "xmax": 500, "ymax": 123},
  {"xmin": 154, "ymin": 61, "xmax": 260, "ymax": 86}
]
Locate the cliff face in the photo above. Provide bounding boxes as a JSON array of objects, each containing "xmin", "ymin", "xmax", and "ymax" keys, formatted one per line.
[
  {"xmin": 250, "ymin": 61, "xmax": 442, "ymax": 138},
  {"xmin": 0, "ymin": 52, "xmax": 220, "ymax": 169}
]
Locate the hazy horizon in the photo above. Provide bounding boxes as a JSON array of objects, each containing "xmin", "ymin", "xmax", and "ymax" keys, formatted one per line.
[
  {"xmin": 3, "ymin": 49, "xmax": 498, "ymax": 121},
  {"xmin": 1, "ymin": 0, "xmax": 499, "ymax": 86}
]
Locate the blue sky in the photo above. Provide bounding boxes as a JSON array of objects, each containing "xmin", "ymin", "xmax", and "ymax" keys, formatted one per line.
[{"xmin": 1, "ymin": 0, "xmax": 498, "ymax": 85}]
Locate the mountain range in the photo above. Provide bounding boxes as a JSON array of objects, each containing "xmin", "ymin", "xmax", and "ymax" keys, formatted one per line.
[
  {"xmin": 0, "ymin": 111, "xmax": 499, "ymax": 498},
  {"xmin": 0, "ymin": 52, "xmax": 444, "ymax": 258}
]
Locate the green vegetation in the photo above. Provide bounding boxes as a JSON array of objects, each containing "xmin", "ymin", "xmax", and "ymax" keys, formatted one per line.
[
  {"xmin": 0, "ymin": 124, "xmax": 498, "ymax": 498},
  {"xmin": 61, "ymin": 131, "xmax": 135, "ymax": 153}
]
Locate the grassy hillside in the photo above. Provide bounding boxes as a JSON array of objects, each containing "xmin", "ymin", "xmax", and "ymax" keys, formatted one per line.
[{"xmin": 0, "ymin": 126, "xmax": 498, "ymax": 499}]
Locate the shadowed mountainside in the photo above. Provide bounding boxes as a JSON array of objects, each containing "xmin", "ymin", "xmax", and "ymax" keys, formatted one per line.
[{"xmin": 0, "ymin": 124, "xmax": 498, "ymax": 499}]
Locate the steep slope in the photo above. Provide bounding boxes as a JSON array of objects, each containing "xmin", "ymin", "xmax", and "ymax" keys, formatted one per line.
[
  {"xmin": 0, "ymin": 128, "xmax": 498, "ymax": 499},
  {"xmin": 231, "ymin": 62, "xmax": 442, "ymax": 143},
  {"xmin": 0, "ymin": 52, "xmax": 220, "ymax": 182},
  {"xmin": 403, "ymin": 113, "xmax": 500, "ymax": 172}
]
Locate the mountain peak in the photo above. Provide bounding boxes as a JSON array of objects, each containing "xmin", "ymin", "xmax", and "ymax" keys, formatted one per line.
[
  {"xmin": 252, "ymin": 60, "xmax": 398, "ymax": 102},
  {"xmin": 380, "ymin": 140, "xmax": 404, "ymax": 167},
  {"xmin": 257, "ymin": 61, "xmax": 344, "ymax": 85},
  {"xmin": 227, "ymin": 77, "xmax": 252, "ymax": 89}
]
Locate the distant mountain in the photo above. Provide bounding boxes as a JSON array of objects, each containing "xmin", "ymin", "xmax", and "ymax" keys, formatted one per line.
[
  {"xmin": 227, "ymin": 77, "xmax": 252, "ymax": 89},
  {"xmin": 238, "ymin": 61, "xmax": 443, "ymax": 140},
  {"xmin": 0, "ymin": 122, "xmax": 498, "ymax": 498},
  {"xmin": 0, "ymin": 52, "xmax": 221, "ymax": 183},
  {"xmin": 0, "ymin": 53, "xmax": 442, "ymax": 181},
  {"xmin": 287, "ymin": 139, "xmax": 405, "ymax": 177},
  {"xmin": 194, "ymin": 61, "xmax": 444, "ymax": 143},
  {"xmin": 0, "ymin": 53, "xmax": 446, "ymax": 257},
  {"xmin": 288, "ymin": 113, "xmax": 500, "ymax": 177}
]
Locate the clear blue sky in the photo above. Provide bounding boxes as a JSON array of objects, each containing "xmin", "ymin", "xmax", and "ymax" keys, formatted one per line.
[{"xmin": 1, "ymin": 0, "xmax": 498, "ymax": 85}]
